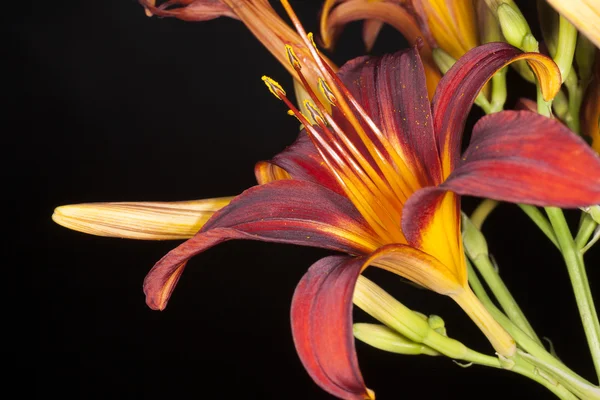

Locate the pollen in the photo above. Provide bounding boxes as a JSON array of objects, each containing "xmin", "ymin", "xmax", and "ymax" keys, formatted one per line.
[
  {"xmin": 304, "ymin": 100, "xmax": 325, "ymax": 125},
  {"xmin": 285, "ymin": 45, "xmax": 302, "ymax": 71},
  {"xmin": 318, "ymin": 78, "xmax": 337, "ymax": 105},
  {"xmin": 262, "ymin": 76, "xmax": 286, "ymax": 100}
]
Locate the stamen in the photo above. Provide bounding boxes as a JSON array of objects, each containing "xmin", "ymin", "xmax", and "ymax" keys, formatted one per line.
[
  {"xmin": 285, "ymin": 45, "xmax": 302, "ymax": 71},
  {"xmin": 318, "ymin": 78, "xmax": 337, "ymax": 105},
  {"xmin": 303, "ymin": 100, "xmax": 326, "ymax": 126},
  {"xmin": 262, "ymin": 76, "xmax": 286, "ymax": 100}
]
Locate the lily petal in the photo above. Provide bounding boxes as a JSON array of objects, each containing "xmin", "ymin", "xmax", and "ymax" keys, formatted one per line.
[
  {"xmin": 291, "ymin": 244, "xmax": 464, "ymax": 399},
  {"xmin": 433, "ymin": 42, "xmax": 562, "ymax": 177},
  {"xmin": 291, "ymin": 255, "xmax": 373, "ymax": 400},
  {"xmin": 442, "ymin": 110, "xmax": 600, "ymax": 207},
  {"xmin": 52, "ymin": 197, "xmax": 233, "ymax": 240},
  {"xmin": 401, "ymin": 188, "xmax": 465, "ymax": 284},
  {"xmin": 545, "ymin": 0, "xmax": 600, "ymax": 49},
  {"xmin": 338, "ymin": 46, "xmax": 441, "ymax": 186},
  {"xmin": 144, "ymin": 180, "xmax": 382, "ymax": 310},
  {"xmin": 412, "ymin": 0, "xmax": 478, "ymax": 60},
  {"xmin": 320, "ymin": 0, "xmax": 440, "ymax": 98},
  {"xmin": 255, "ymin": 131, "xmax": 343, "ymax": 194}
]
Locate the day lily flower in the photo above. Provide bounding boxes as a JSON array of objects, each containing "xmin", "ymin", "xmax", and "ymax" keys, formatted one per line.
[
  {"xmin": 53, "ymin": 3, "xmax": 600, "ymax": 399},
  {"xmin": 545, "ymin": 0, "xmax": 600, "ymax": 49},
  {"xmin": 80, "ymin": 2, "xmax": 598, "ymax": 396}
]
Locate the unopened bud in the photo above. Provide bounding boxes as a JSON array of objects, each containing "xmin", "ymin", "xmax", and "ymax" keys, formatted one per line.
[
  {"xmin": 427, "ymin": 315, "xmax": 447, "ymax": 336},
  {"xmin": 461, "ymin": 212, "xmax": 489, "ymax": 261},
  {"xmin": 353, "ymin": 323, "xmax": 440, "ymax": 356},
  {"xmin": 497, "ymin": 3, "xmax": 533, "ymax": 50},
  {"xmin": 353, "ymin": 276, "xmax": 431, "ymax": 343}
]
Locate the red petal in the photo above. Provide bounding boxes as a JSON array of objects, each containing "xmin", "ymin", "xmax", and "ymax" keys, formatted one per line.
[
  {"xmin": 255, "ymin": 131, "xmax": 343, "ymax": 194},
  {"xmin": 144, "ymin": 180, "xmax": 381, "ymax": 310},
  {"xmin": 338, "ymin": 46, "xmax": 442, "ymax": 185},
  {"xmin": 442, "ymin": 111, "xmax": 600, "ymax": 207},
  {"xmin": 291, "ymin": 255, "xmax": 373, "ymax": 400},
  {"xmin": 433, "ymin": 42, "xmax": 561, "ymax": 176}
]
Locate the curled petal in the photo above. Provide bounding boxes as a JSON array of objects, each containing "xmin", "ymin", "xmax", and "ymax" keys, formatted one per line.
[
  {"xmin": 433, "ymin": 42, "xmax": 562, "ymax": 177},
  {"xmin": 144, "ymin": 180, "xmax": 381, "ymax": 310},
  {"xmin": 52, "ymin": 197, "xmax": 233, "ymax": 240},
  {"xmin": 442, "ymin": 111, "xmax": 600, "ymax": 207},
  {"xmin": 291, "ymin": 255, "xmax": 373, "ymax": 400},
  {"xmin": 291, "ymin": 244, "xmax": 464, "ymax": 399}
]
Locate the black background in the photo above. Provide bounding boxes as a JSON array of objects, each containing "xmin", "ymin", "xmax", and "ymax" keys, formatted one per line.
[{"xmin": 12, "ymin": 0, "xmax": 600, "ymax": 398}]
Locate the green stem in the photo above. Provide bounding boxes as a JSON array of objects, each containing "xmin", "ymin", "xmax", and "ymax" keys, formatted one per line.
[
  {"xmin": 471, "ymin": 199, "xmax": 500, "ymax": 230},
  {"xmin": 470, "ymin": 253, "xmax": 543, "ymax": 346},
  {"xmin": 518, "ymin": 204, "xmax": 560, "ymax": 248},
  {"xmin": 546, "ymin": 207, "xmax": 600, "ymax": 382},
  {"xmin": 489, "ymin": 67, "xmax": 508, "ymax": 113},
  {"xmin": 576, "ymin": 213, "xmax": 598, "ymax": 250},
  {"xmin": 468, "ymin": 261, "xmax": 600, "ymax": 398},
  {"xmin": 537, "ymin": 85, "xmax": 553, "ymax": 117}
]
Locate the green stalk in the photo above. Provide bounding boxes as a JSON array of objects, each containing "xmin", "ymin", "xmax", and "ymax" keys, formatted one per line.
[
  {"xmin": 546, "ymin": 207, "xmax": 600, "ymax": 382},
  {"xmin": 469, "ymin": 252, "xmax": 542, "ymax": 345},
  {"xmin": 468, "ymin": 261, "xmax": 600, "ymax": 398},
  {"xmin": 518, "ymin": 204, "xmax": 559, "ymax": 248},
  {"xmin": 471, "ymin": 199, "xmax": 500, "ymax": 230},
  {"xmin": 489, "ymin": 68, "xmax": 508, "ymax": 113}
]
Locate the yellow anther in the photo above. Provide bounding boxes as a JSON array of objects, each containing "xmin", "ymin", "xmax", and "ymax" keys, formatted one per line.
[
  {"xmin": 307, "ymin": 32, "xmax": 318, "ymax": 51},
  {"xmin": 261, "ymin": 76, "xmax": 286, "ymax": 100},
  {"xmin": 318, "ymin": 78, "xmax": 337, "ymax": 105},
  {"xmin": 287, "ymin": 109, "xmax": 303, "ymax": 124},
  {"xmin": 303, "ymin": 100, "xmax": 325, "ymax": 125},
  {"xmin": 285, "ymin": 45, "xmax": 302, "ymax": 71}
]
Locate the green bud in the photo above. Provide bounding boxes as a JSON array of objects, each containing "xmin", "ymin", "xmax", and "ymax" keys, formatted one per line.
[
  {"xmin": 353, "ymin": 323, "xmax": 440, "ymax": 356},
  {"xmin": 353, "ymin": 276, "xmax": 431, "ymax": 342},
  {"xmin": 461, "ymin": 212, "xmax": 489, "ymax": 261},
  {"xmin": 521, "ymin": 34, "xmax": 540, "ymax": 53},
  {"xmin": 427, "ymin": 315, "xmax": 447, "ymax": 336},
  {"xmin": 582, "ymin": 205, "xmax": 600, "ymax": 224},
  {"xmin": 497, "ymin": 3, "xmax": 533, "ymax": 50}
]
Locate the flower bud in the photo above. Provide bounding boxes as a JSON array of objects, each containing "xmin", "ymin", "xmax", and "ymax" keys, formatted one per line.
[
  {"xmin": 461, "ymin": 213, "xmax": 489, "ymax": 261},
  {"xmin": 427, "ymin": 315, "xmax": 447, "ymax": 336},
  {"xmin": 353, "ymin": 323, "xmax": 440, "ymax": 356},
  {"xmin": 497, "ymin": 3, "xmax": 535, "ymax": 51}
]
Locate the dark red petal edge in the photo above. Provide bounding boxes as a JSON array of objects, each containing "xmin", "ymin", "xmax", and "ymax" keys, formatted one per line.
[
  {"xmin": 442, "ymin": 110, "xmax": 600, "ymax": 207},
  {"xmin": 144, "ymin": 180, "xmax": 380, "ymax": 310},
  {"xmin": 401, "ymin": 186, "xmax": 445, "ymax": 246},
  {"xmin": 291, "ymin": 255, "xmax": 373, "ymax": 400}
]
